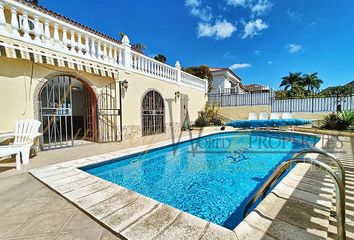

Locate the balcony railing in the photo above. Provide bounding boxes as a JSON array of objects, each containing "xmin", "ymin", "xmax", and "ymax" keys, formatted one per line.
[{"xmin": 0, "ymin": 0, "xmax": 208, "ymax": 92}]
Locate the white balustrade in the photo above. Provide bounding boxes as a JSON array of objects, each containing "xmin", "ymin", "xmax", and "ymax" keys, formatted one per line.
[
  {"xmin": 33, "ymin": 15, "xmax": 41, "ymax": 44},
  {"xmin": 70, "ymin": 30, "xmax": 76, "ymax": 53},
  {"xmin": 0, "ymin": 0, "xmax": 207, "ymax": 92},
  {"xmin": 10, "ymin": 6, "xmax": 19, "ymax": 37},
  {"xmin": 62, "ymin": 27, "xmax": 68, "ymax": 50},
  {"xmin": 0, "ymin": 2, "xmax": 6, "ymax": 33},
  {"xmin": 53, "ymin": 23, "xmax": 59, "ymax": 47},
  {"xmin": 44, "ymin": 19, "xmax": 51, "ymax": 46}
]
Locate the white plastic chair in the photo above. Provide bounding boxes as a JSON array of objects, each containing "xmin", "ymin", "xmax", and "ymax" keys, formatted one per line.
[
  {"xmin": 270, "ymin": 113, "xmax": 281, "ymax": 119},
  {"xmin": 0, "ymin": 119, "xmax": 41, "ymax": 167},
  {"xmin": 259, "ymin": 112, "xmax": 269, "ymax": 120},
  {"xmin": 248, "ymin": 112, "xmax": 257, "ymax": 120},
  {"xmin": 281, "ymin": 113, "xmax": 293, "ymax": 119}
]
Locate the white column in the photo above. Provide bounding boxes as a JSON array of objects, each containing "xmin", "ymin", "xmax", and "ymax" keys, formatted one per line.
[
  {"xmin": 70, "ymin": 30, "xmax": 76, "ymax": 53},
  {"xmin": 0, "ymin": 2, "xmax": 6, "ymax": 34},
  {"xmin": 84, "ymin": 35, "xmax": 89, "ymax": 55},
  {"xmin": 10, "ymin": 6, "xmax": 20, "ymax": 38},
  {"xmin": 96, "ymin": 40, "xmax": 102, "ymax": 59},
  {"xmin": 77, "ymin": 33, "xmax": 83, "ymax": 55},
  {"xmin": 90, "ymin": 38, "xmax": 96, "ymax": 58},
  {"xmin": 53, "ymin": 23, "xmax": 60, "ymax": 47},
  {"xmin": 108, "ymin": 45, "xmax": 113, "ymax": 63},
  {"xmin": 62, "ymin": 27, "xmax": 68, "ymax": 50},
  {"xmin": 33, "ymin": 15, "xmax": 42, "ymax": 44},
  {"xmin": 113, "ymin": 47, "xmax": 118, "ymax": 64},
  {"xmin": 102, "ymin": 43, "xmax": 107, "ymax": 61},
  {"xmin": 21, "ymin": 11, "xmax": 31, "ymax": 41},
  {"xmin": 175, "ymin": 61, "xmax": 181, "ymax": 85},
  {"xmin": 118, "ymin": 48, "xmax": 123, "ymax": 65},
  {"xmin": 44, "ymin": 19, "xmax": 51, "ymax": 46},
  {"xmin": 121, "ymin": 35, "xmax": 132, "ymax": 71}
]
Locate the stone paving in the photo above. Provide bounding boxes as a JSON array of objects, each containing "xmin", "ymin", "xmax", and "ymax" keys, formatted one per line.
[{"xmin": 0, "ymin": 130, "xmax": 353, "ymax": 240}]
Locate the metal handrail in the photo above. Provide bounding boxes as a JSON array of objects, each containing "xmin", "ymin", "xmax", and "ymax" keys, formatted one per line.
[
  {"xmin": 260, "ymin": 148, "xmax": 346, "ymax": 200},
  {"xmin": 293, "ymin": 147, "xmax": 345, "ymax": 186},
  {"xmin": 243, "ymin": 157, "xmax": 346, "ymax": 240}
]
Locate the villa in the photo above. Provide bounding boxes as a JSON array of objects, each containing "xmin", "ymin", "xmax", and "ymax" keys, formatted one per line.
[
  {"xmin": 0, "ymin": 1, "xmax": 353, "ymax": 240},
  {"xmin": 0, "ymin": 0, "xmax": 207, "ymax": 150}
]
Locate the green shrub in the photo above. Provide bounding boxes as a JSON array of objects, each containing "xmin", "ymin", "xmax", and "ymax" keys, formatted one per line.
[
  {"xmin": 211, "ymin": 117, "xmax": 223, "ymax": 126},
  {"xmin": 194, "ymin": 116, "xmax": 209, "ymax": 127},
  {"xmin": 322, "ymin": 111, "xmax": 354, "ymax": 130},
  {"xmin": 339, "ymin": 111, "xmax": 354, "ymax": 130}
]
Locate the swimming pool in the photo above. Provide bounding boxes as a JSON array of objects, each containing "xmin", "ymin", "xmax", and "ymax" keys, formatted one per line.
[{"xmin": 82, "ymin": 131, "xmax": 319, "ymax": 229}]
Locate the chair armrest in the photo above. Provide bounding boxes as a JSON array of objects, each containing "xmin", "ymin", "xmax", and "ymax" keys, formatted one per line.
[{"xmin": 0, "ymin": 132, "xmax": 15, "ymax": 138}]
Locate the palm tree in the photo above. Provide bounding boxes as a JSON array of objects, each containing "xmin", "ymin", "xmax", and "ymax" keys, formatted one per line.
[
  {"xmin": 119, "ymin": 32, "xmax": 145, "ymax": 53},
  {"xmin": 280, "ymin": 72, "xmax": 303, "ymax": 95},
  {"xmin": 154, "ymin": 54, "xmax": 167, "ymax": 63},
  {"xmin": 302, "ymin": 72, "xmax": 323, "ymax": 94}
]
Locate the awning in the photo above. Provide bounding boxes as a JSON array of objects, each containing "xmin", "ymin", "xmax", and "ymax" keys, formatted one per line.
[{"xmin": 0, "ymin": 39, "xmax": 119, "ymax": 79}]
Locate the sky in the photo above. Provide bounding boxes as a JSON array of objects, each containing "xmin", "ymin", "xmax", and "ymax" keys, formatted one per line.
[{"xmin": 40, "ymin": 0, "xmax": 354, "ymax": 89}]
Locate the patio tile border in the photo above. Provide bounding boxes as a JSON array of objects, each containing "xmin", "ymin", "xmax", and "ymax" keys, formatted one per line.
[{"xmin": 29, "ymin": 130, "xmax": 332, "ymax": 240}]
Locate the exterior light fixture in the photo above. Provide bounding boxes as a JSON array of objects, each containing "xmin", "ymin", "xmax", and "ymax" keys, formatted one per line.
[
  {"xmin": 122, "ymin": 80, "xmax": 128, "ymax": 90},
  {"xmin": 175, "ymin": 91, "xmax": 180, "ymax": 99}
]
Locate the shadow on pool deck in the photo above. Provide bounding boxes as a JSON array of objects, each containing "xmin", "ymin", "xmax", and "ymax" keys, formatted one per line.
[{"xmin": 234, "ymin": 135, "xmax": 354, "ymax": 240}]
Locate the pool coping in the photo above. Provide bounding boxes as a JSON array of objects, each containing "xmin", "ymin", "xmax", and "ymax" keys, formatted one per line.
[{"xmin": 29, "ymin": 130, "xmax": 330, "ymax": 240}]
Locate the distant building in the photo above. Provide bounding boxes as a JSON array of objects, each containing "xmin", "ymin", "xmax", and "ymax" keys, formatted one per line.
[
  {"xmin": 243, "ymin": 84, "xmax": 270, "ymax": 93},
  {"xmin": 209, "ymin": 68, "xmax": 245, "ymax": 93}
]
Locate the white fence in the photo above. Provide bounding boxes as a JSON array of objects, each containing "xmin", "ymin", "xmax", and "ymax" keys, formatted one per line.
[
  {"xmin": 0, "ymin": 0, "xmax": 208, "ymax": 92},
  {"xmin": 209, "ymin": 88, "xmax": 354, "ymax": 112}
]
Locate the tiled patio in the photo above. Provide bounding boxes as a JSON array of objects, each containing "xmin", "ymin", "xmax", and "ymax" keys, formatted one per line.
[{"xmin": 0, "ymin": 130, "xmax": 353, "ymax": 240}]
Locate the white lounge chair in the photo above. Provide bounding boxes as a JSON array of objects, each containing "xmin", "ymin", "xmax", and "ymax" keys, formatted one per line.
[
  {"xmin": 0, "ymin": 119, "xmax": 41, "ymax": 167},
  {"xmin": 248, "ymin": 112, "xmax": 257, "ymax": 120},
  {"xmin": 281, "ymin": 113, "xmax": 293, "ymax": 119},
  {"xmin": 259, "ymin": 112, "xmax": 269, "ymax": 120},
  {"xmin": 270, "ymin": 113, "xmax": 281, "ymax": 119}
]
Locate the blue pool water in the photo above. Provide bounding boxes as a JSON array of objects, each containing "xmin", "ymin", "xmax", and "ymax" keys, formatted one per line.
[{"xmin": 82, "ymin": 131, "xmax": 319, "ymax": 229}]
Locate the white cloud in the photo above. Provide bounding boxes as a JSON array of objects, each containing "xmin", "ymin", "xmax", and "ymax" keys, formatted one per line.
[
  {"xmin": 185, "ymin": 0, "xmax": 212, "ymax": 22},
  {"xmin": 286, "ymin": 43, "xmax": 302, "ymax": 53},
  {"xmin": 198, "ymin": 19, "xmax": 237, "ymax": 39},
  {"xmin": 185, "ymin": 0, "xmax": 201, "ymax": 7},
  {"xmin": 251, "ymin": 0, "xmax": 272, "ymax": 16},
  {"xmin": 254, "ymin": 50, "xmax": 261, "ymax": 55},
  {"xmin": 225, "ymin": 0, "xmax": 248, "ymax": 7},
  {"xmin": 267, "ymin": 60, "xmax": 273, "ymax": 64},
  {"xmin": 230, "ymin": 63, "xmax": 251, "ymax": 69},
  {"xmin": 242, "ymin": 19, "xmax": 268, "ymax": 38},
  {"xmin": 287, "ymin": 9, "xmax": 304, "ymax": 22}
]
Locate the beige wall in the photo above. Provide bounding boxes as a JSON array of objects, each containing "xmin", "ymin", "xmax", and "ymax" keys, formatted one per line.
[
  {"xmin": 219, "ymin": 105, "xmax": 330, "ymax": 120},
  {"xmin": 0, "ymin": 57, "xmax": 207, "ymax": 138}
]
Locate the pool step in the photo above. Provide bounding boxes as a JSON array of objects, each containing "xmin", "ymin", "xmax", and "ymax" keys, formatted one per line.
[{"xmin": 234, "ymin": 163, "xmax": 334, "ymax": 240}]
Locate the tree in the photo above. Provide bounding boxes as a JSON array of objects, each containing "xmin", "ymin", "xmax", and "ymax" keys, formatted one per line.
[
  {"xmin": 154, "ymin": 54, "xmax": 167, "ymax": 63},
  {"xmin": 184, "ymin": 65, "xmax": 213, "ymax": 92},
  {"xmin": 301, "ymin": 72, "xmax": 323, "ymax": 94},
  {"xmin": 119, "ymin": 32, "xmax": 145, "ymax": 53},
  {"xmin": 321, "ymin": 85, "xmax": 354, "ymax": 96},
  {"xmin": 131, "ymin": 43, "xmax": 145, "ymax": 53},
  {"xmin": 280, "ymin": 72, "xmax": 303, "ymax": 96}
]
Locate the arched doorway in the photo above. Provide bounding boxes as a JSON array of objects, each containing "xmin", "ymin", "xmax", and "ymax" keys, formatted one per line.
[
  {"xmin": 39, "ymin": 76, "xmax": 97, "ymax": 150},
  {"xmin": 142, "ymin": 90, "xmax": 165, "ymax": 136}
]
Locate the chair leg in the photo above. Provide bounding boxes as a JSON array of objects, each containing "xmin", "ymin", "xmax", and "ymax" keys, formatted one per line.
[
  {"xmin": 21, "ymin": 146, "xmax": 30, "ymax": 164},
  {"xmin": 15, "ymin": 152, "xmax": 21, "ymax": 170}
]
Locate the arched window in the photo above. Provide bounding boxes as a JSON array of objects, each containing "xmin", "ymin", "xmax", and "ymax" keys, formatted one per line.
[{"xmin": 142, "ymin": 90, "xmax": 165, "ymax": 136}]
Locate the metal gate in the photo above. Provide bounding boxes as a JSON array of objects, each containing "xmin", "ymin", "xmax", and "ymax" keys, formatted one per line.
[
  {"xmin": 97, "ymin": 82, "xmax": 122, "ymax": 142},
  {"xmin": 142, "ymin": 90, "xmax": 165, "ymax": 136},
  {"xmin": 39, "ymin": 76, "xmax": 74, "ymax": 150}
]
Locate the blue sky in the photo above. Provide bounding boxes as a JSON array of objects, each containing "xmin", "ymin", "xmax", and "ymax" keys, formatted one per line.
[{"xmin": 40, "ymin": 0, "xmax": 354, "ymax": 89}]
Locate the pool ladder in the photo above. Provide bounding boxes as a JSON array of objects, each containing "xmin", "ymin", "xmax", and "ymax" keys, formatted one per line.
[{"xmin": 243, "ymin": 148, "xmax": 346, "ymax": 240}]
